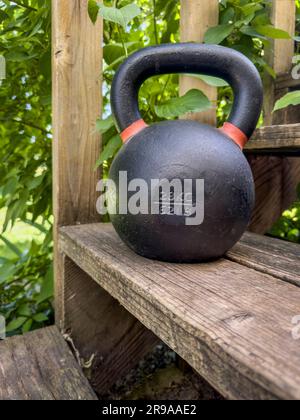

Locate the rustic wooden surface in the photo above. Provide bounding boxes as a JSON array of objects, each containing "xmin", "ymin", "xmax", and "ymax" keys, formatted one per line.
[
  {"xmin": 247, "ymin": 124, "xmax": 300, "ymax": 152},
  {"xmin": 247, "ymin": 0, "xmax": 299, "ymax": 234},
  {"xmin": 275, "ymin": 74, "xmax": 300, "ymax": 91},
  {"xmin": 228, "ymin": 232, "xmax": 300, "ymax": 288},
  {"xmin": 264, "ymin": 0, "xmax": 296, "ymax": 125},
  {"xmin": 52, "ymin": 0, "xmax": 157, "ymax": 396},
  {"xmin": 59, "ymin": 223, "xmax": 300, "ymax": 400},
  {"xmin": 0, "ymin": 327, "xmax": 97, "ymax": 400},
  {"xmin": 62, "ymin": 256, "xmax": 158, "ymax": 395},
  {"xmin": 52, "ymin": 0, "xmax": 103, "ymax": 325},
  {"xmin": 180, "ymin": 0, "xmax": 218, "ymax": 126}
]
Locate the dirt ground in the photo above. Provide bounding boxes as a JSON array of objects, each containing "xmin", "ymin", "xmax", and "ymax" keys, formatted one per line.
[{"xmin": 99, "ymin": 343, "xmax": 223, "ymax": 401}]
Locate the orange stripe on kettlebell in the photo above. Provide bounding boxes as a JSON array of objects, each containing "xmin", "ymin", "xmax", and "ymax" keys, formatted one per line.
[
  {"xmin": 120, "ymin": 119, "xmax": 148, "ymax": 143},
  {"xmin": 220, "ymin": 122, "xmax": 248, "ymax": 149}
]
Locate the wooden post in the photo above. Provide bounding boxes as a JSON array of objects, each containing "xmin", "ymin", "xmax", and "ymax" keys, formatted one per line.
[
  {"xmin": 249, "ymin": 0, "xmax": 300, "ymax": 233},
  {"xmin": 52, "ymin": 0, "xmax": 157, "ymax": 395},
  {"xmin": 180, "ymin": 0, "xmax": 218, "ymax": 126},
  {"xmin": 264, "ymin": 0, "xmax": 296, "ymax": 125},
  {"xmin": 52, "ymin": 0, "xmax": 102, "ymax": 327}
]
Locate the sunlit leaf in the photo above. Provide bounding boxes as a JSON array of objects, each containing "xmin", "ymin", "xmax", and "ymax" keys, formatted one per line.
[
  {"xmin": 98, "ymin": 3, "xmax": 141, "ymax": 30},
  {"xmin": 204, "ymin": 24, "xmax": 234, "ymax": 44},
  {"xmin": 274, "ymin": 91, "xmax": 300, "ymax": 112},
  {"xmin": 155, "ymin": 89, "xmax": 211, "ymax": 119},
  {"xmin": 95, "ymin": 135, "xmax": 122, "ymax": 167}
]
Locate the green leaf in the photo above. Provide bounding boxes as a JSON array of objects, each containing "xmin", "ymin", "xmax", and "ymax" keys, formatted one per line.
[
  {"xmin": 183, "ymin": 74, "xmax": 229, "ymax": 87},
  {"xmin": 204, "ymin": 24, "xmax": 234, "ymax": 45},
  {"xmin": 99, "ymin": 3, "xmax": 141, "ymax": 30},
  {"xmin": 6, "ymin": 317, "xmax": 27, "ymax": 333},
  {"xmin": 240, "ymin": 25, "xmax": 267, "ymax": 40},
  {"xmin": 0, "ymin": 235, "xmax": 22, "ymax": 257},
  {"xmin": 104, "ymin": 44, "xmax": 125, "ymax": 65},
  {"xmin": 241, "ymin": 3, "xmax": 263, "ymax": 16},
  {"xmin": 254, "ymin": 25, "xmax": 291, "ymax": 40},
  {"xmin": 33, "ymin": 313, "xmax": 49, "ymax": 323},
  {"xmin": 22, "ymin": 319, "xmax": 33, "ymax": 333},
  {"xmin": 88, "ymin": 0, "xmax": 100, "ymax": 24},
  {"xmin": 155, "ymin": 89, "xmax": 211, "ymax": 119},
  {"xmin": 18, "ymin": 304, "xmax": 31, "ymax": 317},
  {"xmin": 37, "ymin": 265, "xmax": 54, "ymax": 304},
  {"xmin": 104, "ymin": 42, "xmax": 138, "ymax": 65},
  {"xmin": 0, "ymin": 262, "xmax": 16, "ymax": 285},
  {"xmin": 95, "ymin": 135, "xmax": 122, "ymax": 167},
  {"xmin": 96, "ymin": 116, "xmax": 115, "ymax": 134},
  {"xmin": 273, "ymin": 91, "xmax": 300, "ymax": 112}
]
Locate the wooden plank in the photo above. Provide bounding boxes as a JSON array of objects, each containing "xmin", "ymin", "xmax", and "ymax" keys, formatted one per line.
[
  {"xmin": 248, "ymin": 0, "xmax": 298, "ymax": 234},
  {"xmin": 0, "ymin": 327, "xmax": 97, "ymax": 400},
  {"xmin": 52, "ymin": 0, "xmax": 157, "ymax": 395},
  {"xmin": 52, "ymin": 0, "xmax": 102, "ymax": 228},
  {"xmin": 264, "ymin": 0, "xmax": 296, "ymax": 125},
  {"xmin": 59, "ymin": 223, "xmax": 300, "ymax": 400},
  {"xmin": 228, "ymin": 232, "xmax": 300, "ymax": 288},
  {"xmin": 275, "ymin": 73, "xmax": 300, "ymax": 91},
  {"xmin": 246, "ymin": 123, "xmax": 300, "ymax": 152},
  {"xmin": 62, "ymin": 257, "xmax": 158, "ymax": 395},
  {"xmin": 180, "ymin": 0, "xmax": 218, "ymax": 126},
  {"xmin": 52, "ymin": 0, "xmax": 103, "ymax": 325}
]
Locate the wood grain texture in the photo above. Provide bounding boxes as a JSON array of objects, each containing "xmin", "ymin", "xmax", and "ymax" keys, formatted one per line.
[
  {"xmin": 248, "ymin": 155, "xmax": 300, "ymax": 233},
  {"xmin": 247, "ymin": 124, "xmax": 300, "ymax": 152},
  {"xmin": 52, "ymin": 1, "xmax": 157, "ymax": 394},
  {"xmin": 264, "ymin": 0, "xmax": 296, "ymax": 125},
  {"xmin": 275, "ymin": 74, "xmax": 300, "ymax": 91},
  {"xmin": 62, "ymin": 257, "xmax": 158, "ymax": 395},
  {"xmin": 0, "ymin": 327, "xmax": 97, "ymax": 400},
  {"xmin": 180, "ymin": 0, "xmax": 218, "ymax": 126},
  {"xmin": 59, "ymin": 223, "xmax": 300, "ymax": 400},
  {"xmin": 52, "ymin": 0, "xmax": 102, "ymax": 227},
  {"xmin": 247, "ymin": 1, "xmax": 299, "ymax": 234},
  {"xmin": 52, "ymin": 0, "xmax": 103, "ymax": 324},
  {"xmin": 228, "ymin": 232, "xmax": 300, "ymax": 288}
]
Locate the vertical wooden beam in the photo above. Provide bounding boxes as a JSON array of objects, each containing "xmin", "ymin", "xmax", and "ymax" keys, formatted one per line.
[
  {"xmin": 264, "ymin": 0, "xmax": 296, "ymax": 125},
  {"xmin": 249, "ymin": 0, "xmax": 299, "ymax": 234},
  {"xmin": 52, "ymin": 0, "xmax": 158, "ymax": 395},
  {"xmin": 52, "ymin": 0, "xmax": 102, "ymax": 325},
  {"xmin": 180, "ymin": 0, "xmax": 218, "ymax": 126}
]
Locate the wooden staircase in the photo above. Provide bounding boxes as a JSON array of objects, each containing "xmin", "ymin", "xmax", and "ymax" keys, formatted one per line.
[{"xmin": 0, "ymin": 0, "xmax": 288, "ymax": 401}]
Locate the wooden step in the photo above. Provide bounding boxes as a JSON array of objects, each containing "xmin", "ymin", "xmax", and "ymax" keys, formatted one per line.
[
  {"xmin": 275, "ymin": 73, "xmax": 300, "ymax": 91},
  {"xmin": 59, "ymin": 223, "xmax": 300, "ymax": 400},
  {"xmin": 0, "ymin": 326, "xmax": 97, "ymax": 400},
  {"xmin": 227, "ymin": 232, "xmax": 300, "ymax": 288},
  {"xmin": 246, "ymin": 123, "xmax": 300, "ymax": 154}
]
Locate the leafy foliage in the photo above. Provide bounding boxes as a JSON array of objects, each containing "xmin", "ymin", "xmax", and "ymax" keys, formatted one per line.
[
  {"xmin": 270, "ymin": 186, "xmax": 300, "ymax": 243},
  {"xmin": 155, "ymin": 89, "xmax": 211, "ymax": 119},
  {"xmin": 0, "ymin": 0, "xmax": 53, "ymax": 335},
  {"xmin": 274, "ymin": 91, "xmax": 300, "ymax": 111},
  {"xmin": 93, "ymin": 0, "xmax": 293, "ymax": 169}
]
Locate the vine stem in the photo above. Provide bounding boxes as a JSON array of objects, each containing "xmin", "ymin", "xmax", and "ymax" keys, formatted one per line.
[
  {"xmin": 117, "ymin": 26, "xmax": 128, "ymax": 57},
  {"xmin": 153, "ymin": 0, "xmax": 159, "ymax": 45}
]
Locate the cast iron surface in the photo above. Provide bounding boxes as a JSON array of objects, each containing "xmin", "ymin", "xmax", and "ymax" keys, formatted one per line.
[{"xmin": 109, "ymin": 44, "xmax": 263, "ymax": 262}]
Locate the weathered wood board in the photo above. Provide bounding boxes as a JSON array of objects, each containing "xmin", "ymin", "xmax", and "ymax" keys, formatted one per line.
[
  {"xmin": 59, "ymin": 223, "xmax": 300, "ymax": 400},
  {"xmin": 0, "ymin": 327, "xmax": 97, "ymax": 400}
]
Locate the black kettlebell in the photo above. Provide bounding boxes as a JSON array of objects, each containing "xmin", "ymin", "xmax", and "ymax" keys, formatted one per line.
[{"xmin": 109, "ymin": 43, "xmax": 263, "ymax": 262}]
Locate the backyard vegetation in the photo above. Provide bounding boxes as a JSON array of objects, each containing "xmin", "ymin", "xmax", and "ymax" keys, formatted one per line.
[{"xmin": 0, "ymin": 0, "xmax": 299, "ymax": 335}]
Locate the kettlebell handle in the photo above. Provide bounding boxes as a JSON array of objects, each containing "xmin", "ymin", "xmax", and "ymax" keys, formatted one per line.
[{"xmin": 111, "ymin": 43, "xmax": 263, "ymax": 149}]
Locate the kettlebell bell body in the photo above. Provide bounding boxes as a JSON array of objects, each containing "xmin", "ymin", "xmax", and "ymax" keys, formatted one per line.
[{"xmin": 109, "ymin": 44, "xmax": 263, "ymax": 262}]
